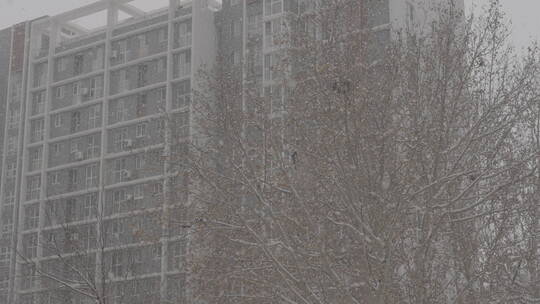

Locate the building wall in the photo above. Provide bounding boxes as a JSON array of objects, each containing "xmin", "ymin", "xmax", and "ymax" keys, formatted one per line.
[
  {"xmin": 389, "ymin": 0, "xmax": 466, "ymax": 38},
  {"xmin": 10, "ymin": 3, "xmax": 195, "ymax": 304},
  {"xmin": 0, "ymin": 25, "xmax": 14, "ymax": 304}
]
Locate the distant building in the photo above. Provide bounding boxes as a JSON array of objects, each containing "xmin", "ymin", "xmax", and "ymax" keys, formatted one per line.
[{"xmin": 0, "ymin": 0, "xmax": 463, "ymax": 303}]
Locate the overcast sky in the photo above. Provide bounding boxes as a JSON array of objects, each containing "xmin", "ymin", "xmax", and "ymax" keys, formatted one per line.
[{"xmin": 0, "ymin": 0, "xmax": 537, "ymax": 52}]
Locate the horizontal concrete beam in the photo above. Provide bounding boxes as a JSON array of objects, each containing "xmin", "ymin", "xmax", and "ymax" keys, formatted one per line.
[
  {"xmin": 34, "ymin": 0, "xmax": 134, "ymax": 25},
  {"xmin": 61, "ymin": 22, "xmax": 88, "ymax": 35},
  {"xmin": 118, "ymin": 3, "xmax": 145, "ymax": 17}
]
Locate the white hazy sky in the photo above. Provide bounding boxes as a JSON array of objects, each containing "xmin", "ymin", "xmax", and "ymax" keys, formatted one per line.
[{"xmin": 0, "ymin": 0, "xmax": 538, "ymax": 51}]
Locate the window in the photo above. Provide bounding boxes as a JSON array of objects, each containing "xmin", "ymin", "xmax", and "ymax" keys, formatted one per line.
[
  {"xmin": 82, "ymin": 194, "xmax": 96, "ymax": 219},
  {"xmin": 234, "ymin": 51, "xmax": 241, "ymax": 65},
  {"xmin": 69, "ymin": 168, "xmax": 78, "ymax": 185},
  {"xmin": 31, "ymin": 119, "xmax": 45, "ymax": 142},
  {"xmin": 1, "ymin": 218, "xmax": 13, "ymax": 239},
  {"xmin": 6, "ymin": 163, "xmax": 16, "ymax": 178},
  {"xmin": 24, "ymin": 234, "xmax": 38, "ymax": 258},
  {"xmin": 138, "ymin": 34, "xmax": 147, "ymax": 48},
  {"xmin": 231, "ymin": 20, "xmax": 242, "ymax": 38},
  {"xmin": 117, "ymin": 40, "xmax": 127, "ymax": 59},
  {"xmin": 114, "ymin": 128, "xmax": 128, "ymax": 151},
  {"xmin": 264, "ymin": 54, "xmax": 271, "ymax": 80},
  {"xmin": 89, "ymin": 105, "xmax": 100, "ymax": 128},
  {"xmin": 65, "ymin": 198, "xmax": 76, "ymax": 222},
  {"xmin": 158, "ymin": 27, "xmax": 168, "ymax": 43},
  {"xmin": 173, "ymin": 80, "xmax": 191, "ymax": 109},
  {"xmin": 113, "ymin": 158, "xmax": 127, "ymax": 182},
  {"xmin": 169, "ymin": 241, "xmax": 185, "ymax": 270},
  {"xmin": 134, "ymin": 184, "xmax": 144, "ymax": 200},
  {"xmin": 135, "ymin": 154, "xmax": 146, "ymax": 170},
  {"xmin": 21, "ymin": 263, "xmax": 36, "ymax": 290},
  {"xmin": 111, "ymin": 220, "xmax": 124, "ymax": 239},
  {"xmin": 71, "ymin": 141, "xmax": 79, "ymax": 153},
  {"xmin": 264, "ymin": 52, "xmax": 281, "ymax": 81},
  {"xmin": 50, "ymin": 172, "xmax": 60, "ymax": 185},
  {"xmin": 136, "ymin": 93, "xmax": 147, "ymax": 117},
  {"xmin": 0, "ymin": 247, "xmax": 9, "ymax": 268},
  {"xmin": 159, "ymin": 87, "xmax": 166, "ymax": 103},
  {"xmin": 265, "ymin": 0, "xmax": 282, "ymax": 15},
  {"xmin": 66, "ymin": 230, "xmax": 80, "ymax": 245},
  {"xmin": 74, "ymin": 53, "xmax": 84, "ymax": 75},
  {"xmin": 6, "ymin": 136, "xmax": 16, "ymax": 154},
  {"xmin": 52, "ymin": 143, "xmax": 62, "ymax": 156},
  {"xmin": 53, "ymin": 114, "xmax": 63, "ymax": 127},
  {"xmin": 267, "ymin": 85, "xmax": 283, "ymax": 113},
  {"xmin": 32, "ymin": 92, "xmax": 45, "ymax": 115},
  {"xmin": 55, "ymin": 86, "xmax": 65, "ymax": 99},
  {"xmin": 152, "ymin": 244, "xmax": 161, "ymax": 262},
  {"xmin": 157, "ymin": 57, "xmax": 167, "ymax": 74},
  {"xmin": 115, "ymin": 99, "xmax": 128, "ymax": 122},
  {"xmin": 153, "ymin": 182, "xmax": 163, "ymax": 195},
  {"xmin": 27, "ymin": 176, "xmax": 41, "ymax": 200},
  {"xmin": 265, "ymin": 18, "xmax": 282, "ymax": 47},
  {"xmin": 131, "ymin": 249, "xmax": 143, "ymax": 274},
  {"xmin": 73, "ymin": 82, "xmax": 80, "ymax": 96},
  {"xmin": 87, "ymin": 135, "xmax": 99, "ymax": 158},
  {"xmin": 71, "ymin": 111, "xmax": 81, "ymax": 132},
  {"xmin": 112, "ymin": 189, "xmax": 125, "ymax": 214},
  {"xmin": 57, "ymin": 57, "xmax": 68, "ymax": 72},
  {"xmin": 176, "ymin": 22, "xmax": 192, "ymax": 48},
  {"xmin": 247, "ymin": 14, "xmax": 262, "ymax": 36},
  {"xmin": 231, "ymin": 0, "xmax": 241, "ymax": 5},
  {"xmin": 174, "ymin": 112, "xmax": 190, "ymax": 137},
  {"xmin": 407, "ymin": 2, "xmax": 415, "ymax": 27},
  {"xmin": 158, "ymin": 119, "xmax": 166, "ymax": 132},
  {"xmin": 89, "ymin": 77, "xmax": 98, "ymax": 97},
  {"xmin": 137, "ymin": 64, "xmax": 148, "ymax": 87},
  {"xmin": 174, "ymin": 51, "xmax": 191, "ymax": 78},
  {"xmin": 44, "ymin": 232, "xmax": 56, "ymax": 245},
  {"xmin": 8, "ymin": 110, "xmax": 19, "ymax": 129},
  {"xmin": 25, "ymin": 204, "xmax": 39, "ymax": 230},
  {"xmin": 34, "ymin": 64, "xmax": 46, "ymax": 87},
  {"xmin": 136, "ymin": 123, "xmax": 147, "ymax": 138},
  {"xmin": 111, "ymin": 251, "xmax": 123, "ymax": 276},
  {"xmin": 5, "ymin": 191, "xmax": 15, "ymax": 206},
  {"xmin": 85, "ymin": 164, "xmax": 98, "ymax": 187},
  {"xmin": 30, "ymin": 148, "xmax": 42, "ymax": 171}
]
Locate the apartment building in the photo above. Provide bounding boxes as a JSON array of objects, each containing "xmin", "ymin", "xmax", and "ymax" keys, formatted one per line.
[{"xmin": 0, "ymin": 0, "xmax": 463, "ymax": 303}]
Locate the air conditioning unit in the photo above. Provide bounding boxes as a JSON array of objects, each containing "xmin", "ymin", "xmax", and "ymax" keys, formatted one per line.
[
  {"xmin": 74, "ymin": 151, "xmax": 84, "ymax": 160},
  {"xmin": 123, "ymin": 170, "xmax": 132, "ymax": 179},
  {"xmin": 125, "ymin": 194, "xmax": 133, "ymax": 201},
  {"xmin": 119, "ymin": 80, "xmax": 129, "ymax": 92},
  {"xmin": 123, "ymin": 139, "xmax": 133, "ymax": 149},
  {"xmin": 111, "ymin": 50, "xmax": 118, "ymax": 59},
  {"xmin": 139, "ymin": 45, "xmax": 149, "ymax": 57},
  {"xmin": 80, "ymin": 87, "xmax": 89, "ymax": 96}
]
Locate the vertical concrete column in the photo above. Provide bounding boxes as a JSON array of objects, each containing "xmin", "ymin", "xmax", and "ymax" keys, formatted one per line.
[
  {"xmin": 160, "ymin": 0, "xmax": 178, "ymax": 300},
  {"xmin": 10, "ymin": 22, "xmax": 32, "ymax": 304},
  {"xmin": 95, "ymin": 1, "xmax": 118, "ymax": 301},
  {"xmin": 36, "ymin": 20, "xmax": 59, "ymax": 261},
  {"xmin": 0, "ymin": 24, "xmax": 16, "ymax": 304},
  {"xmin": 13, "ymin": 19, "xmax": 46, "ymax": 304}
]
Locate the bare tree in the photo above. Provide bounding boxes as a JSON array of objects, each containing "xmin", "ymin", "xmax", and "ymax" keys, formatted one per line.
[
  {"xmin": 16, "ymin": 178, "xmax": 164, "ymax": 304},
  {"xmin": 188, "ymin": 1, "xmax": 540, "ymax": 304}
]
